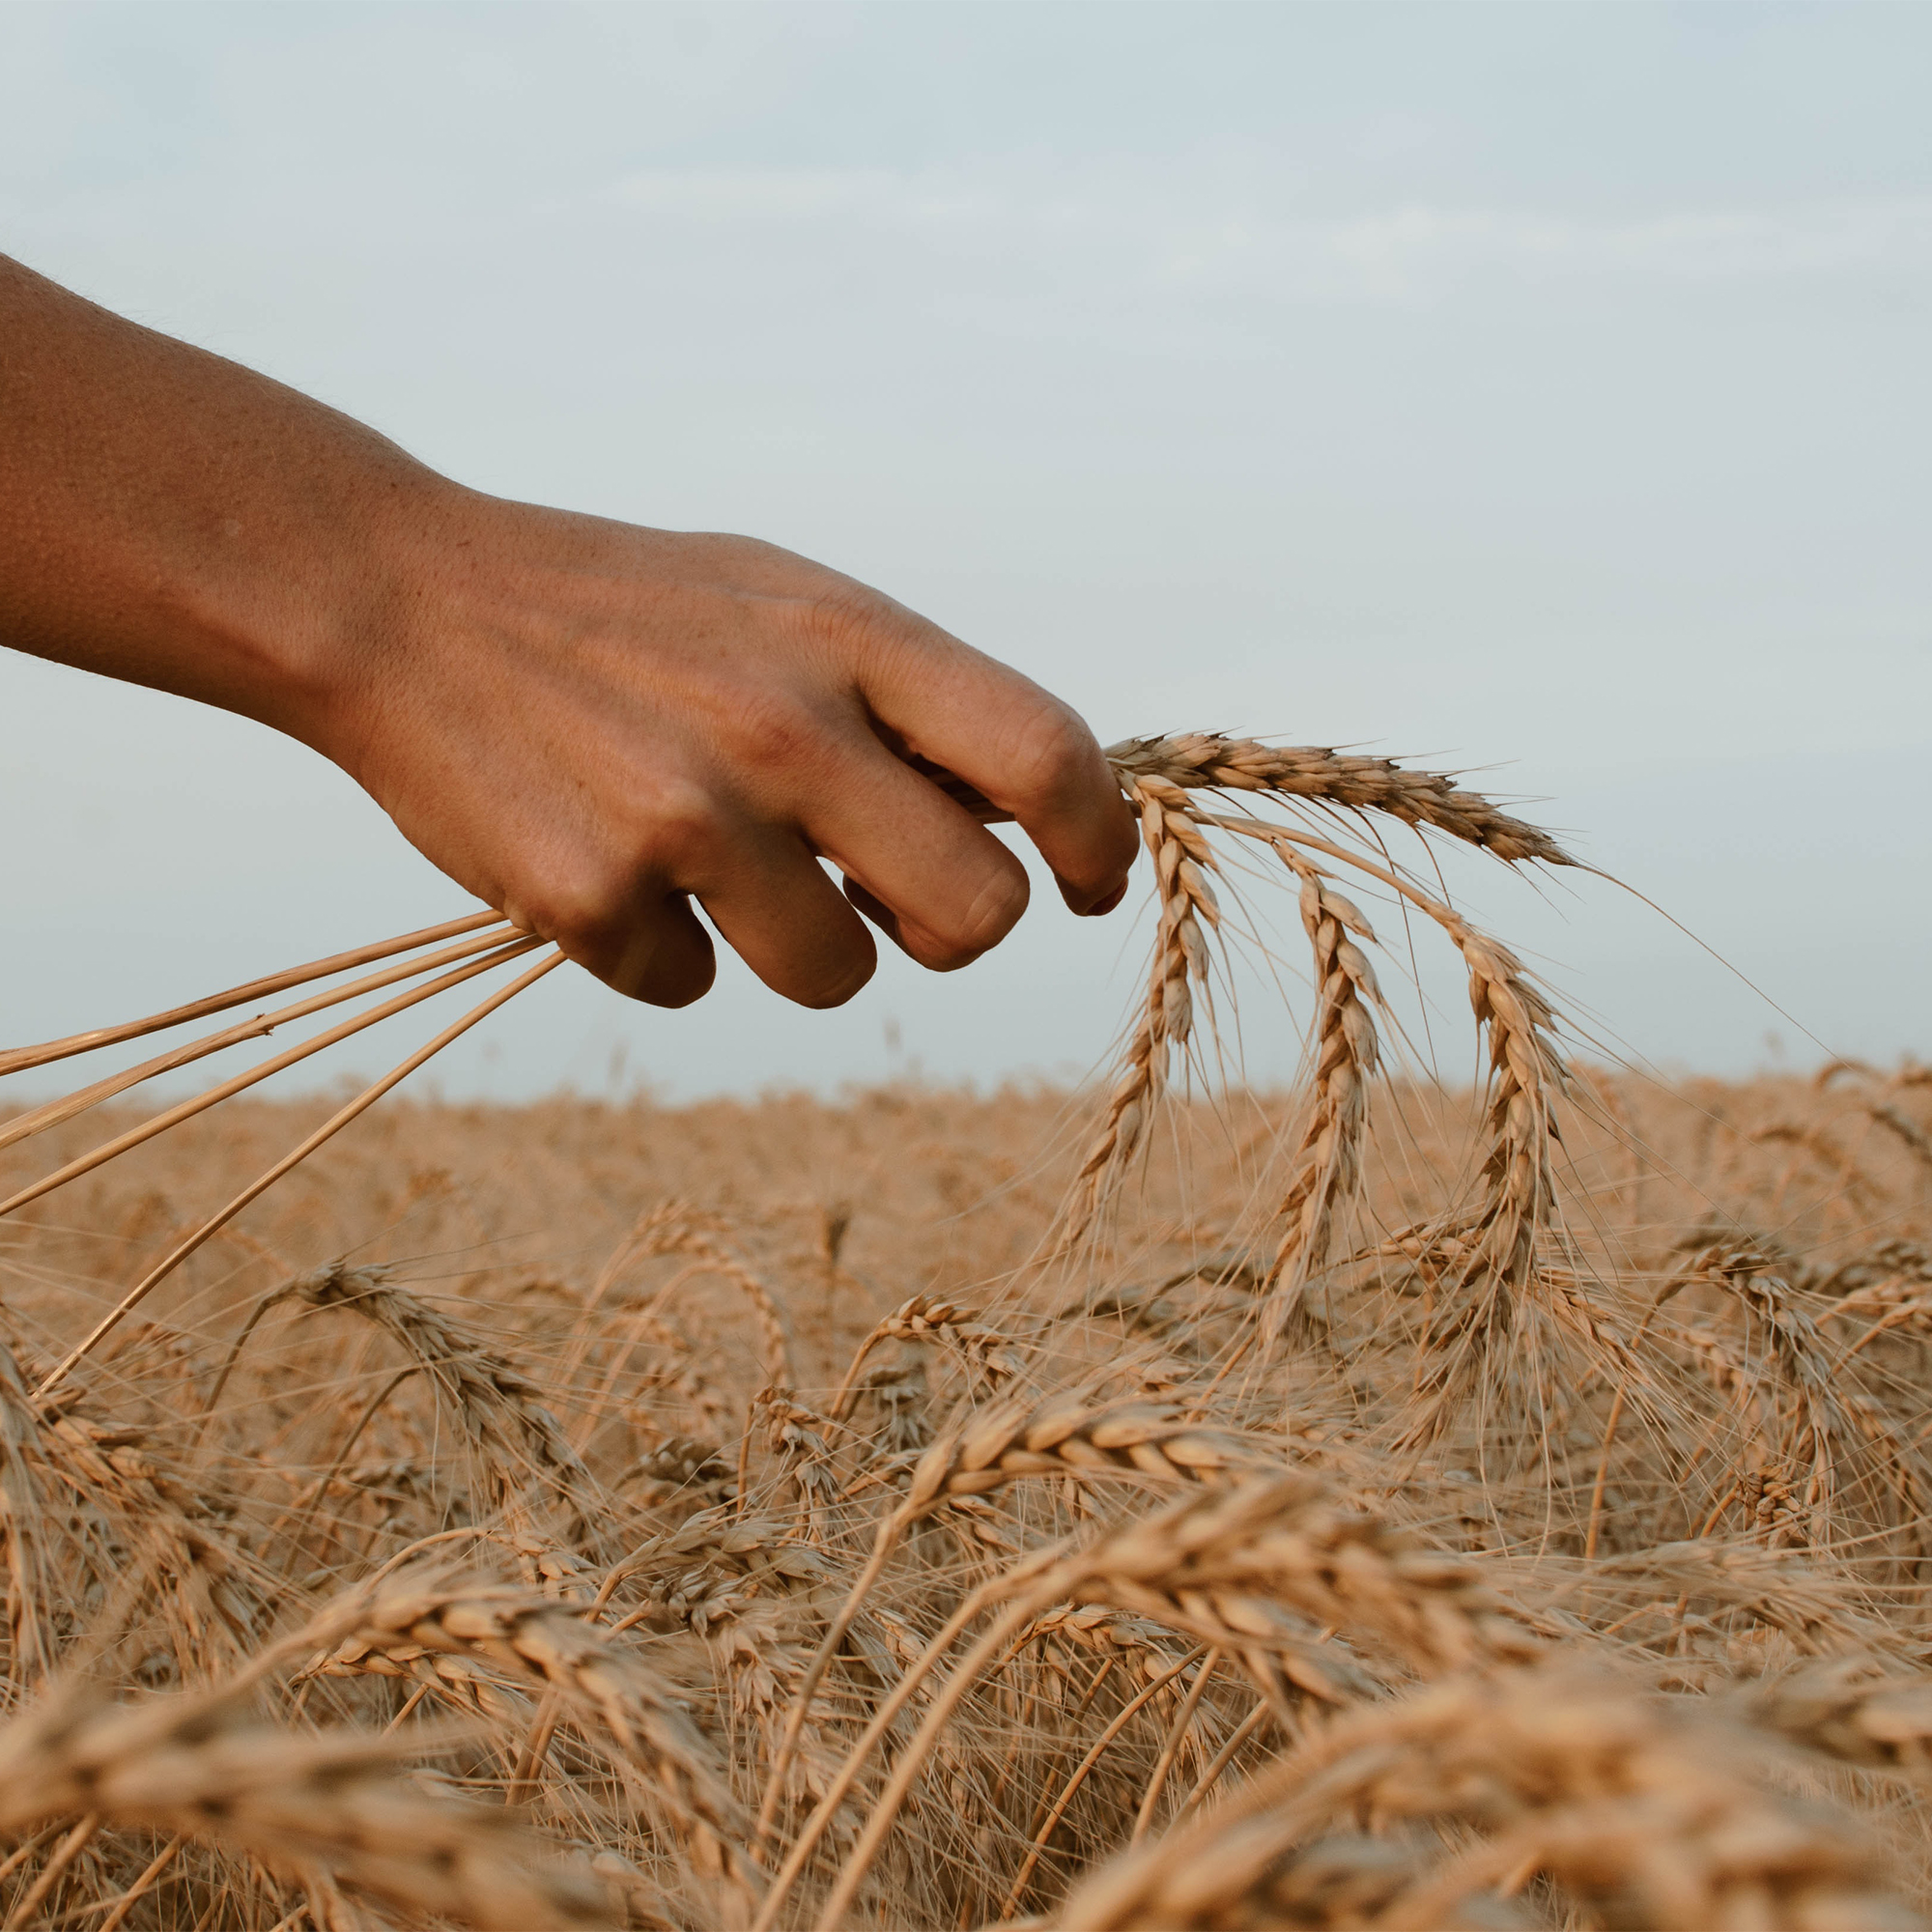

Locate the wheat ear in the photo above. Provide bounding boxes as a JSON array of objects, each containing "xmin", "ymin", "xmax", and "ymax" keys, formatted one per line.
[
  {"xmin": 0, "ymin": 1681, "xmax": 613, "ymax": 1931},
  {"xmin": 1747, "ymin": 1658, "xmax": 1932, "ymax": 1776},
  {"xmin": 291, "ymin": 1262, "xmax": 591, "ymax": 1515},
  {"xmin": 1065, "ymin": 773, "xmax": 1221, "ymax": 1235},
  {"xmin": 1265, "ymin": 851, "xmax": 1383, "ymax": 1293},
  {"xmin": 1201, "ymin": 814, "xmax": 1572, "ymax": 1343},
  {"xmin": 828, "ymin": 1295, "xmax": 1022, "ymax": 1418},
  {"xmin": 1051, "ymin": 1664, "xmax": 1905, "ymax": 1931},
  {"xmin": 1106, "ymin": 733, "xmax": 1574, "ymax": 866},
  {"xmin": 306, "ymin": 1576, "xmax": 754, "ymax": 1885}
]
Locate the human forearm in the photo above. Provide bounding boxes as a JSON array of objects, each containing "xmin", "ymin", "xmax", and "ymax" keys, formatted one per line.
[{"xmin": 0, "ymin": 251, "xmax": 440, "ymax": 739}]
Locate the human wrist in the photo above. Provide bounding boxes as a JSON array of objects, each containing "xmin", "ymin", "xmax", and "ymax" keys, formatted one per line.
[{"xmin": 251, "ymin": 463, "xmax": 479, "ymax": 768}]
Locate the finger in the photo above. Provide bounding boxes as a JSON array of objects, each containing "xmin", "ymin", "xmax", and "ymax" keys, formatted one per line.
[
  {"xmin": 840, "ymin": 865, "xmax": 1021, "ymax": 973},
  {"xmin": 842, "ymin": 876, "xmax": 902, "ymax": 946},
  {"xmin": 692, "ymin": 828, "xmax": 879, "ymax": 1009},
  {"xmin": 568, "ymin": 893, "xmax": 718, "ymax": 1009},
  {"xmin": 855, "ymin": 624, "xmax": 1137, "ymax": 914},
  {"xmin": 808, "ymin": 742, "xmax": 1031, "ymax": 972}
]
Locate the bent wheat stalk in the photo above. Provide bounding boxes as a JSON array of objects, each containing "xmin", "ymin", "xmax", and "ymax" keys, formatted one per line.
[
  {"xmin": 787, "ymin": 1471, "xmax": 1542, "ymax": 1932},
  {"xmin": 755, "ymin": 1394, "xmax": 1255, "ymax": 1843}
]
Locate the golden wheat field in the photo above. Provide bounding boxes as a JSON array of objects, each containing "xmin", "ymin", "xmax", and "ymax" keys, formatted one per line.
[{"xmin": 2, "ymin": 736, "xmax": 1931, "ymax": 1932}]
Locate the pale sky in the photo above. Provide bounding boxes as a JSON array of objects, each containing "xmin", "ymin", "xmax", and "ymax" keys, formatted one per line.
[{"xmin": 3, "ymin": 2, "xmax": 1928, "ymax": 1101}]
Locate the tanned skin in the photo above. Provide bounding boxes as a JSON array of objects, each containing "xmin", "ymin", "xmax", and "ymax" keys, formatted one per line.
[{"xmin": 0, "ymin": 253, "xmax": 1137, "ymax": 1008}]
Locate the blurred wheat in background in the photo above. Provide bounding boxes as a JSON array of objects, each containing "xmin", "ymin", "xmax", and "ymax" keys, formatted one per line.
[{"xmin": 1, "ymin": 737, "xmax": 1929, "ymax": 1930}]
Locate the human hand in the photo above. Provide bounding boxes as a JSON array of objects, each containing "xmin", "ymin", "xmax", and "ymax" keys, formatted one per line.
[
  {"xmin": 301, "ymin": 493, "xmax": 1138, "ymax": 1007},
  {"xmin": 0, "ymin": 250, "xmax": 1134, "ymax": 1002}
]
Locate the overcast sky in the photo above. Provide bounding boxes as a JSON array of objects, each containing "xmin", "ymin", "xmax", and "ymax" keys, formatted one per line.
[{"xmin": 3, "ymin": 2, "xmax": 1928, "ymax": 1103}]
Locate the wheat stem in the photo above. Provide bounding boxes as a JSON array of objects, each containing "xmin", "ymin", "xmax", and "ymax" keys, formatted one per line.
[
  {"xmin": 998, "ymin": 1646, "xmax": 1206, "ymax": 1919},
  {"xmin": 30, "ymin": 949, "xmax": 563, "ymax": 1398},
  {"xmin": 0, "ymin": 925, "xmax": 517, "ymax": 1155},
  {"xmin": 91, "ymin": 1833, "xmax": 182, "ymax": 1932},
  {"xmin": 1, "ymin": 1811, "xmax": 98, "ymax": 1930},
  {"xmin": 0, "ymin": 935, "xmax": 543, "ymax": 1225},
  {"xmin": 0, "ymin": 910, "xmax": 506, "ymax": 1079},
  {"xmin": 1130, "ymin": 1646, "xmax": 1222, "ymax": 1843}
]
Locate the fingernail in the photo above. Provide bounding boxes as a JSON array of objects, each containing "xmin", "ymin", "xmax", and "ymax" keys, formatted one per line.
[{"xmin": 1081, "ymin": 882, "xmax": 1128, "ymax": 918}]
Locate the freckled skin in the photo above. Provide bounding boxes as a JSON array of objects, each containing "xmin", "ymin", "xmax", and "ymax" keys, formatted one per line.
[{"xmin": 0, "ymin": 254, "xmax": 1137, "ymax": 1008}]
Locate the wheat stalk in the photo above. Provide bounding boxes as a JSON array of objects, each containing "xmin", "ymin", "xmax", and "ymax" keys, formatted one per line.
[
  {"xmin": 0, "ymin": 910, "xmax": 507, "ymax": 1080},
  {"xmin": 582, "ymin": 1205, "xmax": 796, "ymax": 1391},
  {"xmin": 0, "ymin": 925, "xmax": 522, "ymax": 1159},
  {"xmin": 0, "ymin": 935, "xmax": 544, "ymax": 1227},
  {"xmin": 27, "ymin": 948, "xmax": 565, "ymax": 1399}
]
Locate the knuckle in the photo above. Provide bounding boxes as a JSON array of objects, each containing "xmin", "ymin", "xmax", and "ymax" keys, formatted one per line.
[
  {"xmin": 509, "ymin": 856, "xmax": 630, "ymax": 959},
  {"xmin": 511, "ymin": 851, "xmax": 721, "ymax": 1009},
  {"xmin": 720, "ymin": 689, "xmax": 827, "ymax": 778},
  {"xmin": 1001, "ymin": 702, "xmax": 1094, "ymax": 810},
  {"xmin": 792, "ymin": 584, "xmax": 898, "ymax": 662},
  {"xmin": 635, "ymin": 779, "xmax": 728, "ymax": 881},
  {"xmin": 925, "ymin": 865, "xmax": 1030, "ymax": 969}
]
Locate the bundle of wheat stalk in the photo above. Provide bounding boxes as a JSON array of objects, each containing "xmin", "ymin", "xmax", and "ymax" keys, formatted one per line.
[{"xmin": 0, "ymin": 734, "xmax": 1929, "ymax": 1931}]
